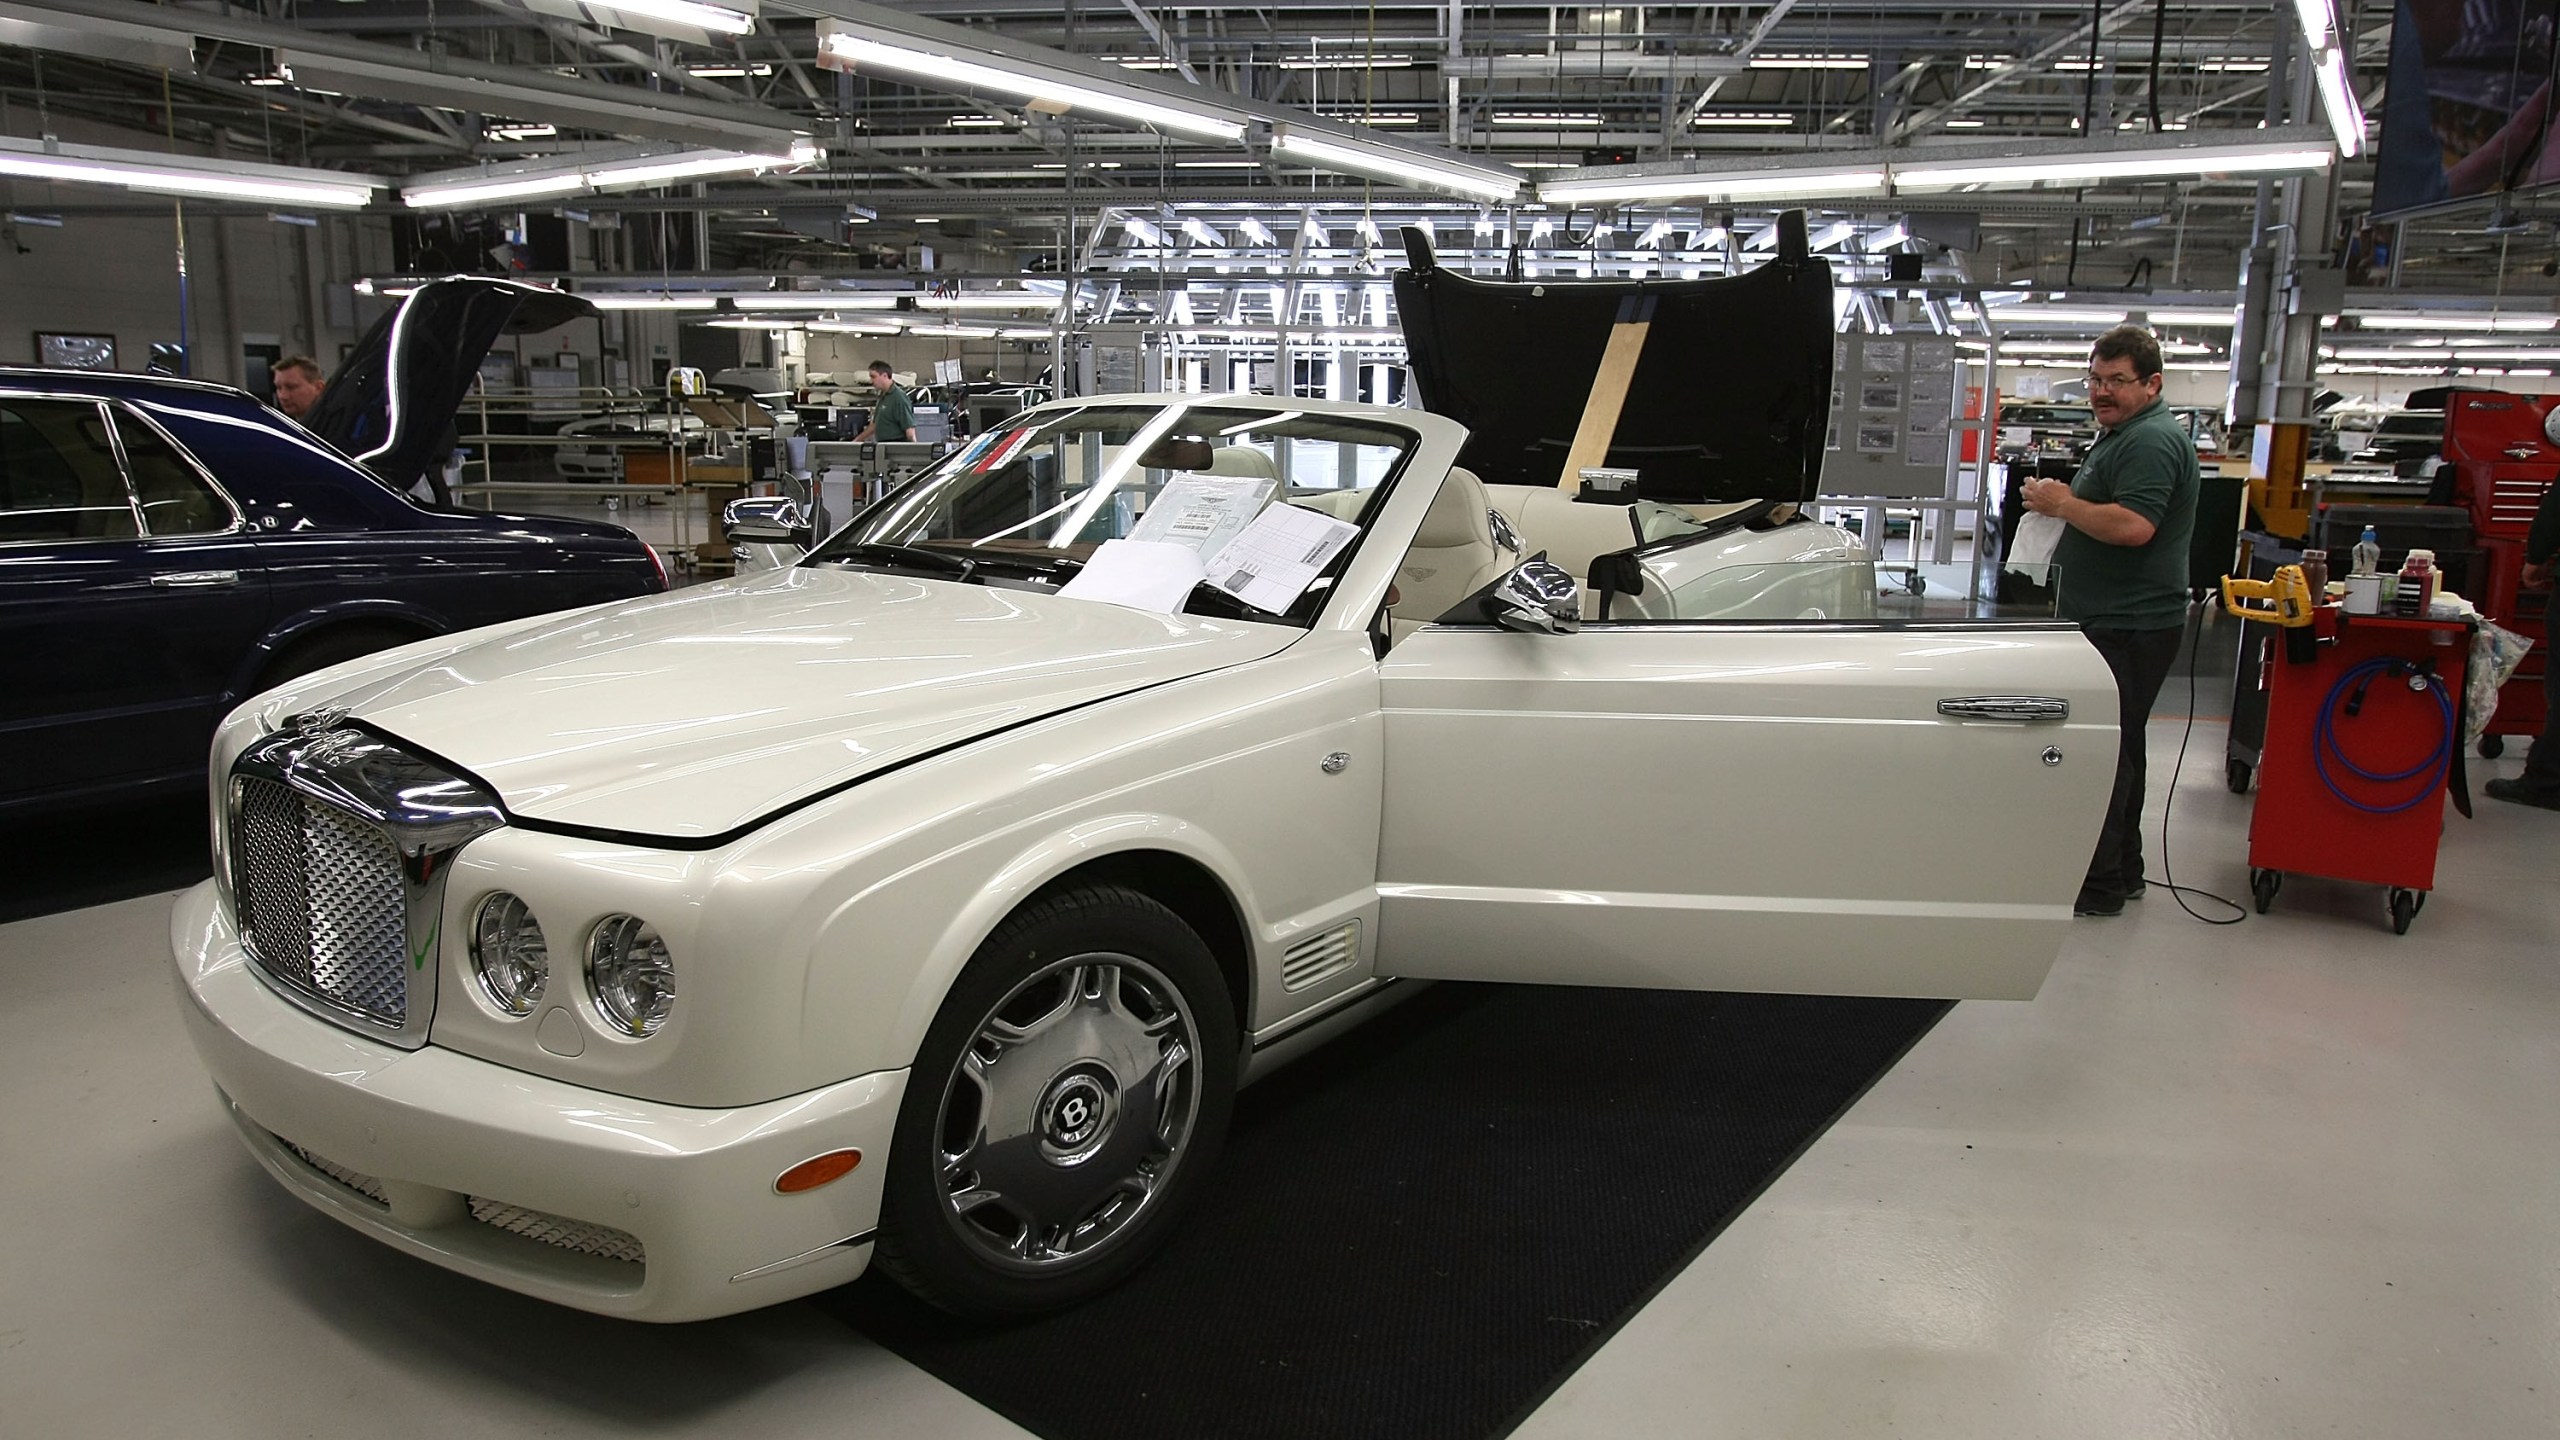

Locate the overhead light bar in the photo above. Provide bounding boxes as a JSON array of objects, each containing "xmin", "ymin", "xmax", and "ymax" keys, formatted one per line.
[
  {"xmin": 1893, "ymin": 139, "xmax": 2332, "ymax": 191},
  {"xmin": 1750, "ymin": 53, "xmax": 1868, "ymax": 70},
  {"xmin": 1539, "ymin": 160, "xmax": 1889, "ymax": 205},
  {"xmin": 2357, "ymin": 311, "xmax": 2557, "ymax": 331},
  {"xmin": 816, "ymin": 21, "xmax": 1248, "ymax": 142},
  {"xmin": 1691, "ymin": 112, "xmax": 1797, "ymax": 129},
  {"xmin": 402, "ymin": 142, "xmax": 818, "ymax": 209},
  {"xmin": 2312, "ymin": 45, "xmax": 2367, "ymax": 158},
  {"xmin": 1271, "ymin": 126, "xmax": 1521, "ymax": 202},
  {"xmin": 582, "ymin": 295, "xmax": 720, "ymax": 310},
  {"xmin": 0, "ymin": 135, "xmax": 382, "ymax": 209},
  {"xmin": 581, "ymin": 0, "xmax": 755, "ymax": 37}
]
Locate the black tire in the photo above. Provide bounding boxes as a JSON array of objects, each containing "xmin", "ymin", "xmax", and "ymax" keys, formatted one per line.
[
  {"xmin": 2479, "ymin": 734, "xmax": 2507, "ymax": 759},
  {"xmin": 1908, "ymin": 574, "xmax": 1927, "ymax": 596},
  {"xmin": 2226, "ymin": 758, "xmax": 2254, "ymax": 794},
  {"xmin": 2251, "ymin": 868, "xmax": 2280, "ymax": 915},
  {"xmin": 874, "ymin": 882, "xmax": 1237, "ymax": 1320},
  {"xmin": 258, "ymin": 624, "xmax": 418, "ymax": 692},
  {"xmin": 2389, "ymin": 889, "xmax": 2423, "ymax": 935}
]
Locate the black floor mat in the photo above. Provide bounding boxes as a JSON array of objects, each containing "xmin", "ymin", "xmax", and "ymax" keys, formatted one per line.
[
  {"xmin": 824, "ymin": 982, "xmax": 1950, "ymax": 1440},
  {"xmin": 0, "ymin": 789, "xmax": 212, "ymax": 925}
]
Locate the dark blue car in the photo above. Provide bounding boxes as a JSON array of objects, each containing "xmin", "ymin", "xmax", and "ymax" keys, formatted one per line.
[{"xmin": 0, "ymin": 366, "xmax": 666, "ymax": 817}]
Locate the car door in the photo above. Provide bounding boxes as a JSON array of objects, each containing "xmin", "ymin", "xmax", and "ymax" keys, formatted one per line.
[
  {"xmin": 0, "ymin": 393, "xmax": 269, "ymax": 803},
  {"xmin": 1372, "ymin": 618, "xmax": 2117, "ymax": 1000}
]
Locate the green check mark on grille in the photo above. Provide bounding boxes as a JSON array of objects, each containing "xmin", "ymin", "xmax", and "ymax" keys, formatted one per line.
[{"xmin": 413, "ymin": 918, "xmax": 439, "ymax": 972}]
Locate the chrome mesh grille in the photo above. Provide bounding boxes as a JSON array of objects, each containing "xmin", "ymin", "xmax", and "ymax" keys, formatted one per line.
[
  {"xmin": 234, "ymin": 777, "xmax": 408, "ymax": 1025},
  {"xmin": 468, "ymin": 1198, "xmax": 646, "ymax": 1265},
  {"xmin": 285, "ymin": 1141, "xmax": 388, "ymax": 1206}
]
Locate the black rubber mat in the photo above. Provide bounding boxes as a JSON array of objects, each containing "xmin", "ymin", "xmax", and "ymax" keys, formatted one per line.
[
  {"xmin": 825, "ymin": 981, "xmax": 1950, "ymax": 1440},
  {"xmin": 0, "ymin": 789, "xmax": 212, "ymax": 925}
]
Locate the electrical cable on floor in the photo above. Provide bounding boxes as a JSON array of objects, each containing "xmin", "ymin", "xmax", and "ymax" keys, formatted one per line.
[{"xmin": 2154, "ymin": 595, "xmax": 2249, "ymax": 924}]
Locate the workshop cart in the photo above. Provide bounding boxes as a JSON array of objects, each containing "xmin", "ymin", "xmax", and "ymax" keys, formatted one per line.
[{"xmin": 2243, "ymin": 608, "xmax": 2472, "ymax": 935}]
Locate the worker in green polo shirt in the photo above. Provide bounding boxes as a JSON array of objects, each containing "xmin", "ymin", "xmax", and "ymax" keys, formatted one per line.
[
  {"xmin": 855, "ymin": 360, "xmax": 918, "ymax": 442},
  {"xmin": 2019, "ymin": 325, "xmax": 2200, "ymax": 917}
]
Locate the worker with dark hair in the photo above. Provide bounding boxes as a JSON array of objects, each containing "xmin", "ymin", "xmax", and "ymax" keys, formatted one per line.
[
  {"xmin": 272, "ymin": 355, "xmax": 324, "ymax": 420},
  {"xmin": 2485, "ymin": 482, "xmax": 2560, "ymax": 810},
  {"xmin": 2019, "ymin": 325, "xmax": 2200, "ymax": 916},
  {"xmin": 854, "ymin": 360, "xmax": 917, "ymax": 442}
]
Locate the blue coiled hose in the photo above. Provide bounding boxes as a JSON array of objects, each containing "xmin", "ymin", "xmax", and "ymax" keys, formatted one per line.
[{"xmin": 2312, "ymin": 657, "xmax": 2454, "ymax": 815}]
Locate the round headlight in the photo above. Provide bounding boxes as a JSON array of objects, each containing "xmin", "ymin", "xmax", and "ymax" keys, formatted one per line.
[
  {"xmin": 470, "ymin": 892, "xmax": 549, "ymax": 1016},
  {"xmin": 587, "ymin": 914, "xmax": 675, "ymax": 1036}
]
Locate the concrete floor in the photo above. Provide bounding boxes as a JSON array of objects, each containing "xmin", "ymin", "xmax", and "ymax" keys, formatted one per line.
[{"xmin": 3, "ymin": 644, "xmax": 2555, "ymax": 1438}]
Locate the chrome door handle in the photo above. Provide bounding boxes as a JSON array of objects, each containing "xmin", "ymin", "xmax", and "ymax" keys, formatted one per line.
[
  {"xmin": 1937, "ymin": 695, "xmax": 2071, "ymax": 723},
  {"xmin": 150, "ymin": 569, "xmax": 240, "ymax": 588}
]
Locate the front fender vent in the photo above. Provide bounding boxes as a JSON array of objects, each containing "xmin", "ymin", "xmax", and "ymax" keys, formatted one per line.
[{"xmin": 1280, "ymin": 919, "xmax": 1361, "ymax": 992}]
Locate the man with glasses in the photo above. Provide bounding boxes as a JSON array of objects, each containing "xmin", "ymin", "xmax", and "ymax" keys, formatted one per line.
[{"xmin": 2020, "ymin": 326, "xmax": 2200, "ymax": 917}]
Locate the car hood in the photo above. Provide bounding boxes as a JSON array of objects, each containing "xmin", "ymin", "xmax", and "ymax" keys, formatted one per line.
[
  {"xmin": 336, "ymin": 568, "xmax": 1294, "ymax": 842},
  {"xmin": 302, "ymin": 277, "xmax": 599, "ymax": 493},
  {"xmin": 1393, "ymin": 210, "xmax": 1832, "ymax": 506}
]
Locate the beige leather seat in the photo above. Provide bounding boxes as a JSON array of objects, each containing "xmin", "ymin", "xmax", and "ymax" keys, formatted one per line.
[{"xmin": 1388, "ymin": 466, "xmax": 1505, "ymax": 643}]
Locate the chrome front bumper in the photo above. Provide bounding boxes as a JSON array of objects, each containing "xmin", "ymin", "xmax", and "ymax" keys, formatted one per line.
[{"xmin": 169, "ymin": 880, "xmax": 907, "ymax": 1323}]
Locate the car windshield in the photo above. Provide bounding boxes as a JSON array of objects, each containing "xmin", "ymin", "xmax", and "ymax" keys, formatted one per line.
[
  {"xmin": 807, "ymin": 399, "xmax": 1419, "ymax": 625},
  {"xmin": 2376, "ymin": 413, "xmax": 2443, "ymax": 437}
]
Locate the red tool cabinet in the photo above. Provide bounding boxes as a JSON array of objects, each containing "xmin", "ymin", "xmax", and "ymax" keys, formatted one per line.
[
  {"xmin": 2246, "ymin": 609, "xmax": 2471, "ymax": 934},
  {"xmin": 2439, "ymin": 391, "xmax": 2554, "ymax": 753}
]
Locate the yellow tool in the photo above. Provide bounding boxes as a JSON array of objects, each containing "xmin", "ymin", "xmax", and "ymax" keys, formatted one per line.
[
  {"xmin": 2220, "ymin": 565, "xmax": 2315, "ymax": 626},
  {"xmin": 2221, "ymin": 564, "xmax": 2320, "ymax": 662}
]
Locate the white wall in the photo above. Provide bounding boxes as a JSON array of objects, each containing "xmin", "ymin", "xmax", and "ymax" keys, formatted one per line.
[{"xmin": 0, "ymin": 112, "xmax": 388, "ymax": 383}]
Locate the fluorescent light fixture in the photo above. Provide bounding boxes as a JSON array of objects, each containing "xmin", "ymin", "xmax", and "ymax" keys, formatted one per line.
[
  {"xmin": 2328, "ymin": 347, "xmax": 2454, "ymax": 360},
  {"xmin": 1964, "ymin": 55, "xmax": 2018, "ymax": 69},
  {"xmin": 2293, "ymin": 0, "xmax": 2336, "ymax": 51},
  {"xmin": 1988, "ymin": 304, "xmax": 2131, "ymax": 325},
  {"xmin": 1893, "ymin": 141, "xmax": 2331, "ymax": 191},
  {"xmin": 1692, "ymin": 112, "xmax": 1796, "ymax": 128},
  {"xmin": 1175, "ymin": 159, "xmax": 1261, "ymax": 169},
  {"xmin": 1539, "ymin": 161, "xmax": 1888, "ymax": 205},
  {"xmin": 817, "ymin": 23, "xmax": 1248, "ymax": 142},
  {"xmin": 689, "ymin": 63, "xmax": 774, "ymax": 78},
  {"xmin": 582, "ymin": 295, "xmax": 719, "ymax": 310},
  {"xmin": 2141, "ymin": 306, "xmax": 2241, "ymax": 326},
  {"xmin": 2053, "ymin": 58, "xmax": 2106, "ymax": 72},
  {"xmin": 2196, "ymin": 57, "xmax": 2270, "ymax": 72},
  {"xmin": 736, "ymin": 293, "xmax": 901, "ymax": 310},
  {"xmin": 2313, "ymin": 46, "xmax": 2366, "ymax": 158},
  {"xmin": 483, "ymin": 122, "xmax": 559, "ymax": 142},
  {"xmin": 583, "ymin": 0, "xmax": 754, "ymax": 37},
  {"xmin": 1315, "ymin": 111, "xmax": 1421, "ymax": 126},
  {"xmin": 949, "ymin": 115, "xmax": 1010, "ymax": 128},
  {"xmin": 1278, "ymin": 53, "xmax": 1415, "ymax": 71},
  {"xmin": 402, "ymin": 143, "xmax": 817, "ymax": 208},
  {"xmin": 0, "ymin": 136, "xmax": 383, "ymax": 209},
  {"xmin": 2358, "ymin": 311, "xmax": 2557, "ymax": 331},
  {"xmin": 1491, "ymin": 112, "xmax": 1603, "ymax": 127},
  {"xmin": 907, "ymin": 323, "xmax": 998, "ymax": 338},
  {"xmin": 1270, "ymin": 127, "xmax": 1522, "ymax": 202},
  {"xmin": 1750, "ymin": 53, "xmax": 1868, "ymax": 70}
]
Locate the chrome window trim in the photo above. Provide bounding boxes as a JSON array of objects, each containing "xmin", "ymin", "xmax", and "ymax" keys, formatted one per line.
[
  {"xmin": 229, "ymin": 723, "xmax": 508, "ymax": 1050},
  {"xmin": 104, "ymin": 397, "xmax": 248, "ymax": 539},
  {"xmin": 0, "ymin": 391, "xmax": 143, "ymax": 543},
  {"xmin": 1420, "ymin": 617, "xmax": 2087, "ymax": 636}
]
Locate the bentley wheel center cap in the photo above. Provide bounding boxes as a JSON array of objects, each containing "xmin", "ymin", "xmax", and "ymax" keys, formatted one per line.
[{"xmin": 1038, "ymin": 1069, "xmax": 1117, "ymax": 1161}]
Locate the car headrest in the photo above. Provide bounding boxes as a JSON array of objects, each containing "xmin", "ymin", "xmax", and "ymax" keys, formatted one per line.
[
  {"xmin": 1206, "ymin": 445, "xmax": 1280, "ymax": 480},
  {"xmin": 1415, "ymin": 465, "xmax": 1492, "ymax": 547}
]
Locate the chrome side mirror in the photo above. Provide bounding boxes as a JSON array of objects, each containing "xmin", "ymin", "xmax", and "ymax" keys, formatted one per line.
[
  {"xmin": 722, "ymin": 495, "xmax": 809, "ymax": 547},
  {"xmin": 1485, "ymin": 506, "xmax": 1523, "ymax": 559},
  {"xmin": 1482, "ymin": 557, "xmax": 1581, "ymax": 635}
]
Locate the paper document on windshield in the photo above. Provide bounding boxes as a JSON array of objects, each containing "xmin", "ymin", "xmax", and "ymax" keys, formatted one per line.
[
  {"xmin": 1056, "ymin": 540, "xmax": 1208, "ymax": 613},
  {"xmin": 1125, "ymin": 476, "xmax": 1277, "ymax": 558},
  {"xmin": 1202, "ymin": 503, "xmax": 1360, "ymax": 613}
]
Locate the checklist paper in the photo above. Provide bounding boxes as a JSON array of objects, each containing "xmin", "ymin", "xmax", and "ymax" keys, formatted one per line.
[{"xmin": 1204, "ymin": 503, "xmax": 1361, "ymax": 614}]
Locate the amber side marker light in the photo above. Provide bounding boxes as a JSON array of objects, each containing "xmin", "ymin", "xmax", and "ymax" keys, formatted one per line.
[{"xmin": 775, "ymin": 1150, "xmax": 863, "ymax": 1194}]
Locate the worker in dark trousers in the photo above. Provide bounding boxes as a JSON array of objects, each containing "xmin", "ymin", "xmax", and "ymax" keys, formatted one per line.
[
  {"xmin": 2485, "ymin": 480, "xmax": 2560, "ymax": 810},
  {"xmin": 2020, "ymin": 325, "xmax": 2200, "ymax": 916}
]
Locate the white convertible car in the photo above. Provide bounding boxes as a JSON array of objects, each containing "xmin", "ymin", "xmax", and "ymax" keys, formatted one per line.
[{"xmin": 170, "ymin": 220, "xmax": 2115, "ymax": 1324}]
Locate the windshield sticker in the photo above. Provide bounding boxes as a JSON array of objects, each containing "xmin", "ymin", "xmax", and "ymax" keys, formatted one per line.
[
  {"xmin": 1127, "ymin": 475, "xmax": 1278, "ymax": 557},
  {"xmin": 1204, "ymin": 504, "xmax": 1359, "ymax": 614}
]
